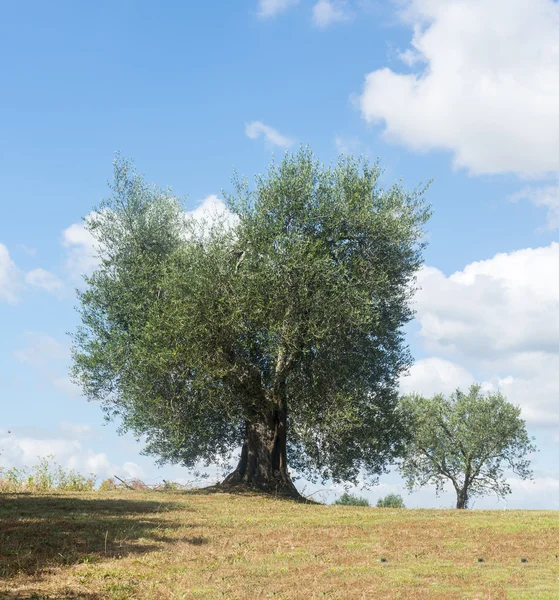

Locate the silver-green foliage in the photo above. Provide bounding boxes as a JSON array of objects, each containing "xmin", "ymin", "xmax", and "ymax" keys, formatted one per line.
[
  {"xmin": 398, "ymin": 385, "xmax": 537, "ymax": 508},
  {"xmin": 71, "ymin": 148, "xmax": 431, "ymax": 486},
  {"xmin": 376, "ymin": 493, "xmax": 405, "ymax": 508},
  {"xmin": 334, "ymin": 492, "xmax": 370, "ymax": 506}
]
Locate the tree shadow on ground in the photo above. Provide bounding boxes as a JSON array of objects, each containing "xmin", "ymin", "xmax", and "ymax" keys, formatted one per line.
[
  {"xmin": 0, "ymin": 590, "xmax": 102, "ymax": 599},
  {"xmin": 0, "ymin": 494, "xmax": 202, "ymax": 580},
  {"xmin": 187, "ymin": 483, "xmax": 318, "ymax": 503}
]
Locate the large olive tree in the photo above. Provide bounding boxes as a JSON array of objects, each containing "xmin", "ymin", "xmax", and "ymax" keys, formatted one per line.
[{"xmin": 72, "ymin": 148, "xmax": 431, "ymax": 497}]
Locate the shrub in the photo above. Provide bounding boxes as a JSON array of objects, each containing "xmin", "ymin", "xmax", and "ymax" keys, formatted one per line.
[
  {"xmin": 0, "ymin": 456, "xmax": 96, "ymax": 492},
  {"xmin": 99, "ymin": 477, "xmax": 118, "ymax": 491},
  {"xmin": 376, "ymin": 493, "xmax": 405, "ymax": 508},
  {"xmin": 0, "ymin": 466, "xmax": 26, "ymax": 492},
  {"xmin": 333, "ymin": 492, "xmax": 370, "ymax": 507}
]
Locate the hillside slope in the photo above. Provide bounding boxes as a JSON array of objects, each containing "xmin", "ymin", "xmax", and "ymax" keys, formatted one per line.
[{"xmin": 1, "ymin": 490, "xmax": 558, "ymax": 599}]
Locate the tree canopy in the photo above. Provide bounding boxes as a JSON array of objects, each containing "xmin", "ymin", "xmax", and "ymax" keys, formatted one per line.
[
  {"xmin": 398, "ymin": 385, "xmax": 537, "ymax": 508},
  {"xmin": 71, "ymin": 148, "xmax": 431, "ymax": 496}
]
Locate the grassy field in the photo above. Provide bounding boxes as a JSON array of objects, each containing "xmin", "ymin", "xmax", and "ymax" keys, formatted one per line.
[{"xmin": 1, "ymin": 490, "xmax": 558, "ymax": 599}]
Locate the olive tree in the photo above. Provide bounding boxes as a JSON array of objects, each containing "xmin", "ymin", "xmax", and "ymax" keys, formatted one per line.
[
  {"xmin": 71, "ymin": 148, "xmax": 431, "ymax": 497},
  {"xmin": 399, "ymin": 385, "xmax": 537, "ymax": 508}
]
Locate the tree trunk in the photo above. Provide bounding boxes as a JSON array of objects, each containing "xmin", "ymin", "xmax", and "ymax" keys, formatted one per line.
[
  {"xmin": 456, "ymin": 488, "xmax": 468, "ymax": 509},
  {"xmin": 222, "ymin": 404, "xmax": 300, "ymax": 499}
]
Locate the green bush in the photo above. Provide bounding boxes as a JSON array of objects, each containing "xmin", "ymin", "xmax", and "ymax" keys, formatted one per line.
[
  {"xmin": 0, "ymin": 456, "xmax": 96, "ymax": 492},
  {"xmin": 0, "ymin": 457, "xmax": 196, "ymax": 494},
  {"xmin": 333, "ymin": 492, "xmax": 370, "ymax": 507},
  {"xmin": 376, "ymin": 493, "xmax": 405, "ymax": 508}
]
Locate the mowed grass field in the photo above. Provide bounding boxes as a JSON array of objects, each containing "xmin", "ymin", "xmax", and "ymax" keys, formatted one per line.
[{"xmin": 1, "ymin": 490, "xmax": 558, "ymax": 599}]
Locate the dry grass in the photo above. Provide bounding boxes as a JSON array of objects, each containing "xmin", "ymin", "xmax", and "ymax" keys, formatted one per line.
[{"xmin": 1, "ymin": 489, "xmax": 558, "ymax": 599}]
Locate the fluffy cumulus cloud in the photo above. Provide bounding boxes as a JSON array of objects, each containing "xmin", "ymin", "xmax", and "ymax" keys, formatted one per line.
[
  {"xmin": 62, "ymin": 212, "xmax": 99, "ymax": 280},
  {"xmin": 415, "ymin": 244, "xmax": 559, "ymax": 359},
  {"xmin": 186, "ymin": 195, "xmax": 239, "ymax": 231},
  {"xmin": 0, "ymin": 427, "xmax": 145, "ymax": 482},
  {"xmin": 1, "ymin": 243, "xmax": 65, "ymax": 301},
  {"xmin": 358, "ymin": 0, "xmax": 559, "ymax": 176},
  {"xmin": 245, "ymin": 121, "xmax": 294, "ymax": 149},
  {"xmin": 408, "ymin": 243, "xmax": 559, "ymax": 427},
  {"xmin": 257, "ymin": 0, "xmax": 299, "ymax": 18},
  {"xmin": 400, "ymin": 357, "xmax": 474, "ymax": 397},
  {"xmin": 0, "ymin": 243, "xmax": 22, "ymax": 303},
  {"xmin": 312, "ymin": 0, "xmax": 351, "ymax": 27}
]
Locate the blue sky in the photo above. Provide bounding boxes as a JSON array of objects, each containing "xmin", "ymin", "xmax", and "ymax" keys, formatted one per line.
[{"xmin": 2, "ymin": 0, "xmax": 559, "ymax": 508}]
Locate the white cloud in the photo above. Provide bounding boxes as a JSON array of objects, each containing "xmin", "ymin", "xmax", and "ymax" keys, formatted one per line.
[
  {"xmin": 0, "ymin": 243, "xmax": 22, "ymax": 303},
  {"xmin": 480, "ymin": 363, "xmax": 559, "ymax": 428},
  {"xmin": 511, "ymin": 184, "xmax": 559, "ymax": 230},
  {"xmin": 245, "ymin": 121, "xmax": 294, "ymax": 149},
  {"xmin": 415, "ymin": 244, "xmax": 559, "ymax": 359},
  {"xmin": 185, "ymin": 195, "xmax": 239, "ymax": 234},
  {"xmin": 312, "ymin": 0, "xmax": 351, "ymax": 27},
  {"xmin": 400, "ymin": 357, "xmax": 474, "ymax": 397},
  {"xmin": 13, "ymin": 332, "xmax": 68, "ymax": 368},
  {"xmin": 358, "ymin": 0, "xmax": 559, "ymax": 176},
  {"xmin": 62, "ymin": 213, "xmax": 99, "ymax": 279},
  {"xmin": 410, "ymin": 243, "xmax": 559, "ymax": 426},
  {"xmin": 257, "ymin": 0, "xmax": 299, "ymax": 18},
  {"xmin": 187, "ymin": 195, "xmax": 236, "ymax": 226},
  {"xmin": 0, "ymin": 435, "xmax": 81, "ymax": 469},
  {"xmin": 119, "ymin": 461, "xmax": 146, "ymax": 480},
  {"xmin": 25, "ymin": 268, "xmax": 64, "ymax": 295},
  {"xmin": 0, "ymin": 429, "xmax": 144, "ymax": 482},
  {"xmin": 2, "ymin": 244, "xmax": 65, "ymax": 301}
]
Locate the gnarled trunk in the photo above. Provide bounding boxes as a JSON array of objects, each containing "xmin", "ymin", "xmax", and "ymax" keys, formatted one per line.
[
  {"xmin": 222, "ymin": 402, "xmax": 299, "ymax": 498},
  {"xmin": 456, "ymin": 488, "xmax": 468, "ymax": 509}
]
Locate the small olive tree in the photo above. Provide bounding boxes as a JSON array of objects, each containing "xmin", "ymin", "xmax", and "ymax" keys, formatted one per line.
[{"xmin": 399, "ymin": 385, "xmax": 537, "ymax": 509}]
